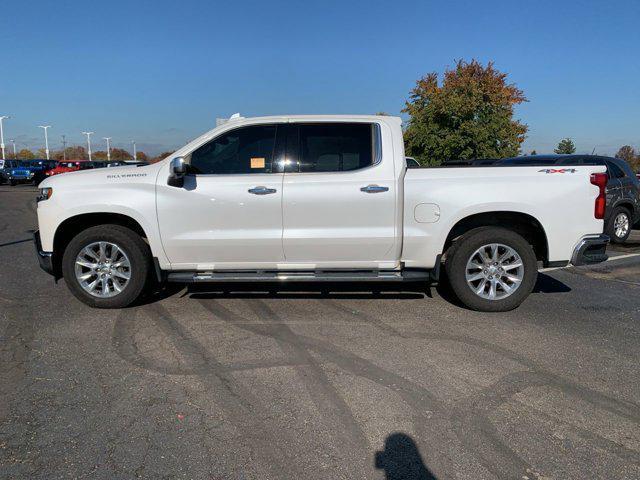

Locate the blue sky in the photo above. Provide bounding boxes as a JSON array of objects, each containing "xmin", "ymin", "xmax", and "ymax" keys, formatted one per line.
[{"xmin": 1, "ymin": 0, "xmax": 639, "ymax": 156}]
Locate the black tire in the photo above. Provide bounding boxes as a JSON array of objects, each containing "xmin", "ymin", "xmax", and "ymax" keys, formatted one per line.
[
  {"xmin": 9, "ymin": 180, "xmax": 16, "ymax": 186},
  {"xmin": 445, "ymin": 227, "xmax": 538, "ymax": 312},
  {"xmin": 34, "ymin": 173, "xmax": 45, "ymax": 186},
  {"xmin": 605, "ymin": 206, "xmax": 632, "ymax": 244},
  {"xmin": 62, "ymin": 224, "xmax": 150, "ymax": 308}
]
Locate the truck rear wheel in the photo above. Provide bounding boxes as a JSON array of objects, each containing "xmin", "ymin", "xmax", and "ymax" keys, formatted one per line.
[
  {"xmin": 61, "ymin": 225, "xmax": 150, "ymax": 308},
  {"xmin": 445, "ymin": 227, "xmax": 537, "ymax": 312}
]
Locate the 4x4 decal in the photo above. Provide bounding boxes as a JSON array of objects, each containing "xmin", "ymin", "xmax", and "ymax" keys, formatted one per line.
[{"xmin": 538, "ymin": 168, "xmax": 577, "ymax": 174}]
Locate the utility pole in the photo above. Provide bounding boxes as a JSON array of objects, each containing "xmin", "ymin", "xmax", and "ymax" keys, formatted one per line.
[
  {"xmin": 0, "ymin": 115, "xmax": 9, "ymax": 161},
  {"xmin": 131, "ymin": 140, "xmax": 137, "ymax": 161},
  {"xmin": 10, "ymin": 139, "xmax": 16, "ymax": 158},
  {"xmin": 38, "ymin": 125, "xmax": 51, "ymax": 160},
  {"xmin": 61, "ymin": 135, "xmax": 67, "ymax": 161},
  {"xmin": 103, "ymin": 137, "xmax": 112, "ymax": 161},
  {"xmin": 82, "ymin": 131, "xmax": 94, "ymax": 161}
]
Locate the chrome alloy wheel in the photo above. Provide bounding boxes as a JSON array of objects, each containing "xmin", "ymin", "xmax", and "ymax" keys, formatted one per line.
[
  {"xmin": 74, "ymin": 241, "xmax": 131, "ymax": 298},
  {"xmin": 614, "ymin": 212, "xmax": 630, "ymax": 239},
  {"xmin": 465, "ymin": 243, "xmax": 524, "ymax": 300}
]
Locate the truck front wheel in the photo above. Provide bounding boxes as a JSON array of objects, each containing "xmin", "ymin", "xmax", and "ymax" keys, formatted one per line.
[
  {"xmin": 445, "ymin": 227, "xmax": 537, "ymax": 312},
  {"xmin": 61, "ymin": 225, "xmax": 150, "ymax": 308}
]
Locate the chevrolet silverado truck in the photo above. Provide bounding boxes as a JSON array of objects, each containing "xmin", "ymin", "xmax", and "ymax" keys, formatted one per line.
[{"xmin": 34, "ymin": 115, "xmax": 609, "ymax": 312}]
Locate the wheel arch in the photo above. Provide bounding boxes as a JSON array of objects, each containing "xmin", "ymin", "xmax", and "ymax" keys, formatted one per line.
[
  {"xmin": 613, "ymin": 201, "xmax": 634, "ymax": 215},
  {"xmin": 443, "ymin": 211, "xmax": 549, "ymax": 265},
  {"xmin": 52, "ymin": 212, "xmax": 150, "ymax": 278}
]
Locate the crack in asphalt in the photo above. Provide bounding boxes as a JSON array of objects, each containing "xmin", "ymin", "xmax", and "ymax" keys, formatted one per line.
[
  {"xmin": 108, "ymin": 296, "xmax": 640, "ymax": 479},
  {"xmin": 113, "ymin": 303, "xmax": 307, "ymax": 479}
]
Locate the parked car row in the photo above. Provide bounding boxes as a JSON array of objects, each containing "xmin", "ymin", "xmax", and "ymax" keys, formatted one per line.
[{"xmin": 0, "ymin": 159, "xmax": 149, "ymax": 186}]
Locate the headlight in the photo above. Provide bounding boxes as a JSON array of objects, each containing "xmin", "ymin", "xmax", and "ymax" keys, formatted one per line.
[{"xmin": 37, "ymin": 187, "xmax": 53, "ymax": 202}]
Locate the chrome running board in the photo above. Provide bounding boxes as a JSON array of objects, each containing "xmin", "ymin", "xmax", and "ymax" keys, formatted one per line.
[{"xmin": 166, "ymin": 269, "xmax": 432, "ymax": 283}]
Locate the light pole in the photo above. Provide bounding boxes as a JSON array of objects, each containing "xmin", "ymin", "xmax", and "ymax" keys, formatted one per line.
[
  {"xmin": 61, "ymin": 135, "xmax": 67, "ymax": 161},
  {"xmin": 103, "ymin": 137, "xmax": 111, "ymax": 161},
  {"xmin": 38, "ymin": 125, "xmax": 51, "ymax": 160},
  {"xmin": 0, "ymin": 115, "xmax": 10, "ymax": 161},
  {"xmin": 10, "ymin": 139, "xmax": 16, "ymax": 158},
  {"xmin": 82, "ymin": 131, "xmax": 94, "ymax": 161},
  {"xmin": 131, "ymin": 141, "xmax": 137, "ymax": 161}
]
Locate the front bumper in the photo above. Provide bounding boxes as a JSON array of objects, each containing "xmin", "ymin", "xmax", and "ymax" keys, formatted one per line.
[
  {"xmin": 571, "ymin": 234, "xmax": 609, "ymax": 266},
  {"xmin": 33, "ymin": 230, "xmax": 54, "ymax": 276},
  {"xmin": 9, "ymin": 175, "xmax": 34, "ymax": 183}
]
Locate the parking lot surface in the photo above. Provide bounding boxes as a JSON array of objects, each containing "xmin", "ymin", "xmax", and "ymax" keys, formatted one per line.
[{"xmin": 1, "ymin": 184, "xmax": 639, "ymax": 479}]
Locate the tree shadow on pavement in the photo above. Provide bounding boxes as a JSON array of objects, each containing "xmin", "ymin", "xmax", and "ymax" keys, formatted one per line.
[{"xmin": 375, "ymin": 433, "xmax": 437, "ymax": 480}]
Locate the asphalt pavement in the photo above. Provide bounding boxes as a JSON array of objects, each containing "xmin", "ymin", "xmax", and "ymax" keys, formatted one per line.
[{"xmin": 1, "ymin": 184, "xmax": 639, "ymax": 479}]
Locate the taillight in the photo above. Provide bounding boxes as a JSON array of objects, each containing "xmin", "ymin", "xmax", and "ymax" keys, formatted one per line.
[{"xmin": 590, "ymin": 173, "xmax": 607, "ymax": 219}]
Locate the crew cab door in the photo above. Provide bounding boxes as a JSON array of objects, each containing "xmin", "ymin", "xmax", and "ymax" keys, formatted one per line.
[
  {"xmin": 156, "ymin": 123, "xmax": 285, "ymax": 269},
  {"xmin": 281, "ymin": 122, "xmax": 399, "ymax": 268}
]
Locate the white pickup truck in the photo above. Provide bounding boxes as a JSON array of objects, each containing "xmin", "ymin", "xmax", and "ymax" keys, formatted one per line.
[{"xmin": 34, "ymin": 114, "xmax": 609, "ymax": 312}]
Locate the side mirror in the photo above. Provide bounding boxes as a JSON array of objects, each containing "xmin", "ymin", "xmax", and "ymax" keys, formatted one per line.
[{"xmin": 168, "ymin": 157, "xmax": 186, "ymax": 187}]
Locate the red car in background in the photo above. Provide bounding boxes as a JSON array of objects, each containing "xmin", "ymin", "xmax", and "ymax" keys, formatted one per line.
[{"xmin": 45, "ymin": 160, "xmax": 88, "ymax": 177}]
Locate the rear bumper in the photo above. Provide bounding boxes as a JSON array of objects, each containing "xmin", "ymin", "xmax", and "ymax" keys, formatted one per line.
[
  {"xmin": 33, "ymin": 230, "xmax": 54, "ymax": 276},
  {"xmin": 571, "ymin": 234, "xmax": 609, "ymax": 266}
]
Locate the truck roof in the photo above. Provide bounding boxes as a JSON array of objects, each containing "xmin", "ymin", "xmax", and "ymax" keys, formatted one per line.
[{"xmin": 221, "ymin": 114, "xmax": 402, "ymax": 124}]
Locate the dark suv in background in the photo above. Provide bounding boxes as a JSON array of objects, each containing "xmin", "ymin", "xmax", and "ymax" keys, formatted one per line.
[{"xmin": 496, "ymin": 155, "xmax": 640, "ymax": 243}]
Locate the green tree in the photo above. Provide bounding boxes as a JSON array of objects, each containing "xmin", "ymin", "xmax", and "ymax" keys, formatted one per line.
[
  {"xmin": 616, "ymin": 145, "xmax": 640, "ymax": 172},
  {"xmin": 554, "ymin": 138, "xmax": 576, "ymax": 154},
  {"xmin": 615, "ymin": 145, "xmax": 635, "ymax": 162},
  {"xmin": 150, "ymin": 151, "xmax": 175, "ymax": 163},
  {"xmin": 17, "ymin": 149, "xmax": 35, "ymax": 159},
  {"xmin": 106, "ymin": 148, "xmax": 133, "ymax": 161},
  {"xmin": 530, "ymin": 150, "xmax": 537, "ymax": 155},
  {"xmin": 92, "ymin": 150, "xmax": 109, "ymax": 160},
  {"xmin": 403, "ymin": 59, "xmax": 528, "ymax": 165},
  {"xmin": 53, "ymin": 145, "xmax": 87, "ymax": 160}
]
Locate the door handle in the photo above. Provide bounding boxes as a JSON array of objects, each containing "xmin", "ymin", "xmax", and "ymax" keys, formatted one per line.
[
  {"xmin": 360, "ymin": 184, "xmax": 389, "ymax": 193},
  {"xmin": 248, "ymin": 186, "xmax": 277, "ymax": 195}
]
